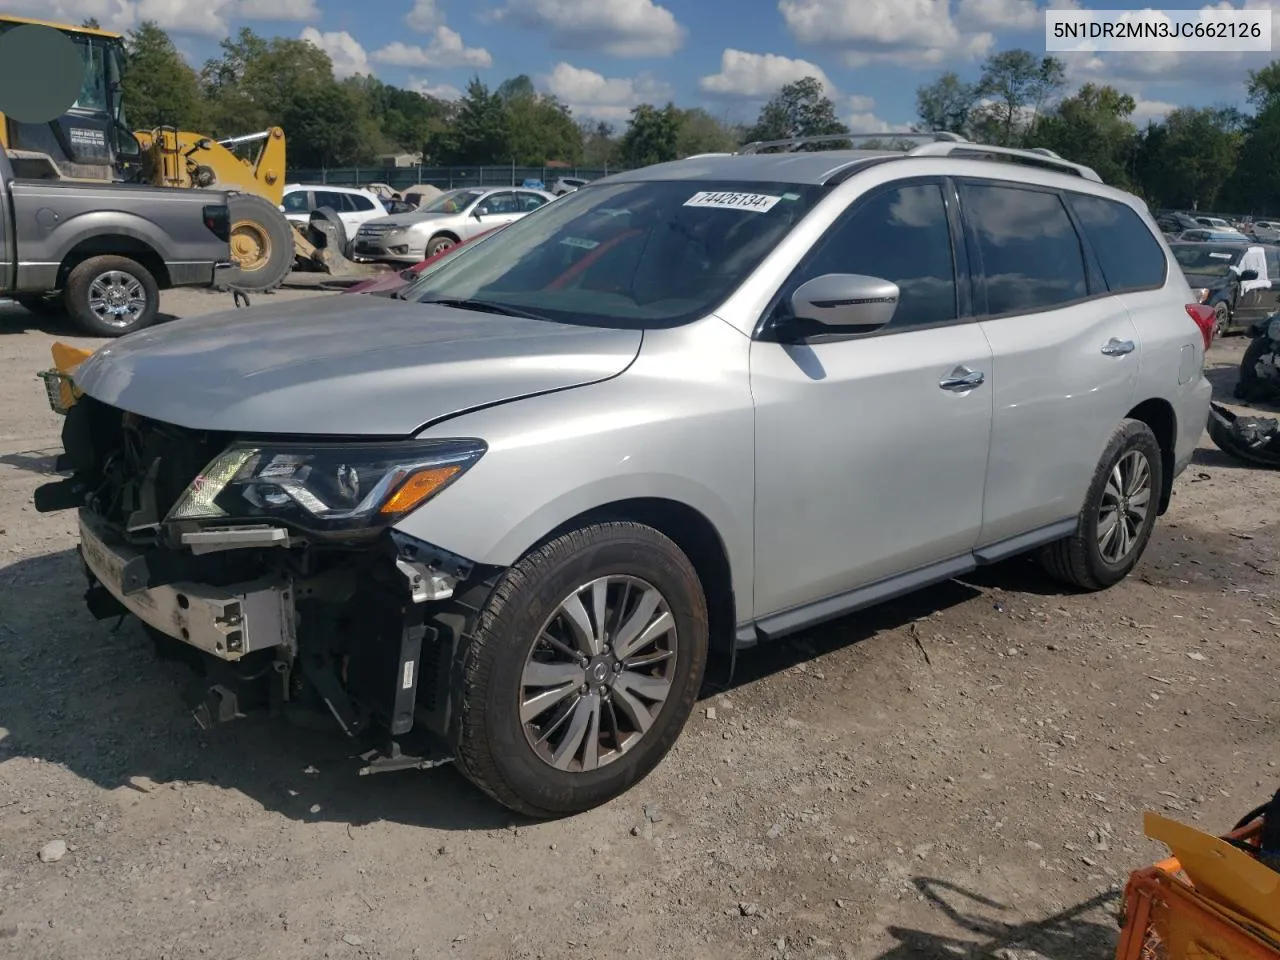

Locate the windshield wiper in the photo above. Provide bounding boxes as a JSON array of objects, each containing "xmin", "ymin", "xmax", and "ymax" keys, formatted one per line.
[{"xmin": 420, "ymin": 298, "xmax": 554, "ymax": 322}]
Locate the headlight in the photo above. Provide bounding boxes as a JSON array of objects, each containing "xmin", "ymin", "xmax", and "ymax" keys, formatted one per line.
[
  {"xmin": 167, "ymin": 439, "xmax": 485, "ymax": 537},
  {"xmin": 1197, "ymin": 288, "xmax": 1211, "ymax": 304}
]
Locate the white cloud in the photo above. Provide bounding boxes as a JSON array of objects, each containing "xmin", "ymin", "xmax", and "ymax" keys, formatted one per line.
[
  {"xmin": 406, "ymin": 0, "xmax": 444, "ymax": 31},
  {"xmin": 299, "ymin": 27, "xmax": 370, "ymax": 78},
  {"xmin": 234, "ymin": 0, "xmax": 319, "ymax": 20},
  {"xmin": 489, "ymin": 0, "xmax": 686, "ymax": 57},
  {"xmin": 847, "ymin": 94, "xmax": 876, "ymax": 112},
  {"xmin": 539, "ymin": 61, "xmax": 673, "ymax": 122},
  {"xmin": 373, "ymin": 28, "xmax": 493, "ymax": 69},
  {"xmin": 1130, "ymin": 96, "xmax": 1178, "ymax": 125},
  {"xmin": 956, "ymin": 0, "xmax": 1037, "ymax": 30},
  {"xmin": 845, "ymin": 111, "xmax": 914, "ymax": 133},
  {"xmin": 409, "ymin": 79, "xmax": 463, "ymax": 101},
  {"xmin": 698, "ymin": 50, "xmax": 835, "ymax": 99},
  {"xmin": 779, "ymin": 0, "xmax": 996, "ymax": 67}
]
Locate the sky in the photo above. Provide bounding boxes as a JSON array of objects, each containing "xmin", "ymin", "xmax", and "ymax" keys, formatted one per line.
[{"xmin": 9, "ymin": 0, "xmax": 1280, "ymax": 131}]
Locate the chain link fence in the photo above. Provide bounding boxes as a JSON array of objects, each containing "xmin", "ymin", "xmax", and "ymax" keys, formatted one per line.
[{"xmin": 285, "ymin": 164, "xmax": 624, "ymax": 190}]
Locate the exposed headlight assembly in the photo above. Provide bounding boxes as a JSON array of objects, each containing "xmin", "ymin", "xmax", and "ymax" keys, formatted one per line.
[
  {"xmin": 1269, "ymin": 315, "xmax": 1280, "ymax": 341},
  {"xmin": 167, "ymin": 439, "xmax": 486, "ymax": 538}
]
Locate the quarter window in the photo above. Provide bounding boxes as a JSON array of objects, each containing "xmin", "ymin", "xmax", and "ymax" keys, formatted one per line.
[
  {"xmin": 1068, "ymin": 194, "xmax": 1166, "ymax": 292},
  {"xmin": 517, "ymin": 192, "xmax": 548, "ymax": 212},
  {"xmin": 962, "ymin": 183, "xmax": 1088, "ymax": 315},
  {"xmin": 282, "ymin": 191, "xmax": 310, "ymax": 213},
  {"xmin": 783, "ymin": 182, "xmax": 958, "ymax": 329},
  {"xmin": 346, "ymin": 193, "xmax": 376, "ymax": 212},
  {"xmin": 314, "ymin": 191, "xmax": 347, "ymax": 211}
]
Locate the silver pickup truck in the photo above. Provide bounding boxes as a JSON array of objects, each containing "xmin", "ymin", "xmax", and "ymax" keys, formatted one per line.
[{"xmin": 0, "ymin": 149, "xmax": 232, "ymax": 336}]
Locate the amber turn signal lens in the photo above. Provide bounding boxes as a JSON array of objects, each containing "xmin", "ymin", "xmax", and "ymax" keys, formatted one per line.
[{"xmin": 379, "ymin": 466, "xmax": 461, "ymax": 515}]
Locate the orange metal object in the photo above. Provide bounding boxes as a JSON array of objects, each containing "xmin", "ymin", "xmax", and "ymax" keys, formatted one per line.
[{"xmin": 1116, "ymin": 820, "xmax": 1280, "ymax": 960}]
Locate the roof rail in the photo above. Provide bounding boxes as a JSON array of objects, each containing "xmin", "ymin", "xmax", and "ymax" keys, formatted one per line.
[
  {"xmin": 738, "ymin": 131, "xmax": 968, "ymax": 155},
  {"xmin": 906, "ymin": 141, "xmax": 1103, "ymax": 182}
]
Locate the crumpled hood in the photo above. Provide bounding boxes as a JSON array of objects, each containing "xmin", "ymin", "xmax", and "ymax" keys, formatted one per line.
[{"xmin": 72, "ymin": 294, "xmax": 641, "ymax": 436}]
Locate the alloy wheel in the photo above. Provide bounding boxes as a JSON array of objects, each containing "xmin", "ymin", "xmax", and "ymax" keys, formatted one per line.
[{"xmin": 1096, "ymin": 450, "xmax": 1152, "ymax": 564}]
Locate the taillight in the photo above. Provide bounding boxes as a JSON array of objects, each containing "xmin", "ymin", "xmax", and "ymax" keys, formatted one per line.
[
  {"xmin": 1185, "ymin": 303, "xmax": 1216, "ymax": 351},
  {"xmin": 202, "ymin": 204, "xmax": 230, "ymax": 242}
]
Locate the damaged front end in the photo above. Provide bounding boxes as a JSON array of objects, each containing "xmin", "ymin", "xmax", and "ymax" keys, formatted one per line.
[{"xmin": 35, "ymin": 395, "xmax": 488, "ymax": 773}]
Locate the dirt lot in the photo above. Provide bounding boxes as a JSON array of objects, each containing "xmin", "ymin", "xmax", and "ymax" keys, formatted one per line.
[{"xmin": 1, "ymin": 288, "xmax": 1278, "ymax": 960}]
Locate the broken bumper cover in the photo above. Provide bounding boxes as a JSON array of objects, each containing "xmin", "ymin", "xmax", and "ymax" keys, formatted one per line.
[{"xmin": 77, "ymin": 509, "xmax": 294, "ymax": 661}]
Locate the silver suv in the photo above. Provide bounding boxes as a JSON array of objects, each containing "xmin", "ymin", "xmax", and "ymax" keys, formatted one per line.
[{"xmin": 37, "ymin": 134, "xmax": 1214, "ymax": 818}]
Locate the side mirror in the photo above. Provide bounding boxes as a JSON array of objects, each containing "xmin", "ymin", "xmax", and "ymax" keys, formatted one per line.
[
  {"xmin": 790, "ymin": 274, "xmax": 899, "ymax": 330},
  {"xmin": 473, "ymin": 206, "xmax": 488, "ymax": 219},
  {"xmin": 1239, "ymin": 269, "xmax": 1259, "ymax": 281}
]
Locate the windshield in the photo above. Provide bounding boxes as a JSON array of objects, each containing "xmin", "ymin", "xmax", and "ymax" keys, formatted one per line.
[
  {"xmin": 419, "ymin": 189, "xmax": 484, "ymax": 214},
  {"xmin": 1173, "ymin": 244, "xmax": 1244, "ymax": 277},
  {"xmin": 401, "ymin": 179, "xmax": 826, "ymax": 328}
]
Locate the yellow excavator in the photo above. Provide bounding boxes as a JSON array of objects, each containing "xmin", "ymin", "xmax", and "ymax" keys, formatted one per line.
[{"xmin": 0, "ymin": 14, "xmax": 373, "ymax": 292}]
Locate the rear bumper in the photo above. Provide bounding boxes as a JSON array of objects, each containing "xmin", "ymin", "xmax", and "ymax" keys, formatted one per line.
[{"xmin": 1173, "ymin": 374, "xmax": 1214, "ymax": 481}]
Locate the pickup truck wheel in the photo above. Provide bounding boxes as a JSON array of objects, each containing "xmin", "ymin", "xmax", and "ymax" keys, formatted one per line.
[
  {"xmin": 452, "ymin": 522, "xmax": 708, "ymax": 818},
  {"xmin": 64, "ymin": 256, "xmax": 159, "ymax": 337},
  {"xmin": 1039, "ymin": 419, "xmax": 1163, "ymax": 591},
  {"xmin": 215, "ymin": 194, "xmax": 294, "ymax": 293}
]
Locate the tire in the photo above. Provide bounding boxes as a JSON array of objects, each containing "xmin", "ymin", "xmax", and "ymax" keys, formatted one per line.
[
  {"xmin": 215, "ymin": 193, "xmax": 294, "ymax": 293},
  {"xmin": 1040, "ymin": 419, "xmax": 1164, "ymax": 591},
  {"xmin": 14, "ymin": 293, "xmax": 65, "ymax": 317},
  {"xmin": 64, "ymin": 255, "xmax": 160, "ymax": 337},
  {"xmin": 450, "ymin": 522, "xmax": 709, "ymax": 818},
  {"xmin": 426, "ymin": 234, "xmax": 456, "ymax": 258},
  {"xmin": 1214, "ymin": 301, "xmax": 1230, "ymax": 338},
  {"xmin": 1235, "ymin": 335, "xmax": 1280, "ymax": 403}
]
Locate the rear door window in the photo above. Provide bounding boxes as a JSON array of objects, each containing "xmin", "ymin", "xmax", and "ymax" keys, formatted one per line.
[
  {"xmin": 1067, "ymin": 194, "xmax": 1167, "ymax": 292},
  {"xmin": 960, "ymin": 182, "xmax": 1088, "ymax": 315},
  {"xmin": 314, "ymin": 191, "xmax": 347, "ymax": 211}
]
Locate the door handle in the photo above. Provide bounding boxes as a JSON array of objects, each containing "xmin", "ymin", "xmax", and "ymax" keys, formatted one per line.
[
  {"xmin": 1101, "ymin": 338, "xmax": 1135, "ymax": 356},
  {"xmin": 939, "ymin": 367, "xmax": 985, "ymax": 391}
]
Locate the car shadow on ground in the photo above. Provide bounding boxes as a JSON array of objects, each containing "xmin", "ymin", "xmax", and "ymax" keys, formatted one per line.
[
  {"xmin": 873, "ymin": 878, "xmax": 1121, "ymax": 959},
  {"xmin": 0, "ymin": 544, "xmax": 1081, "ymax": 831},
  {"xmin": 0, "ymin": 447, "xmax": 60, "ymax": 476},
  {"xmin": 0, "ymin": 305, "xmax": 180, "ymax": 337}
]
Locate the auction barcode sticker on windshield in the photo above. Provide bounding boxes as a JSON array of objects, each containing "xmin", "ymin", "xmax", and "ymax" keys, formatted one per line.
[{"xmin": 684, "ymin": 191, "xmax": 782, "ymax": 213}]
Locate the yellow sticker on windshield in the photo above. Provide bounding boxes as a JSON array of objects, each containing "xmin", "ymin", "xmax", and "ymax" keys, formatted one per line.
[{"xmin": 684, "ymin": 191, "xmax": 781, "ymax": 213}]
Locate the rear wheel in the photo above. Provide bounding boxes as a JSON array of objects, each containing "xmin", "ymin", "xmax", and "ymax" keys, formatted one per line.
[
  {"xmin": 1214, "ymin": 302, "xmax": 1230, "ymax": 338},
  {"xmin": 452, "ymin": 522, "xmax": 708, "ymax": 818},
  {"xmin": 64, "ymin": 255, "xmax": 159, "ymax": 337},
  {"xmin": 1040, "ymin": 419, "xmax": 1163, "ymax": 591},
  {"xmin": 215, "ymin": 194, "xmax": 294, "ymax": 293}
]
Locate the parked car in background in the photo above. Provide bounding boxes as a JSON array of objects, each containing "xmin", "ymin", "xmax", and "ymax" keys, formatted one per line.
[
  {"xmin": 1171, "ymin": 240, "xmax": 1280, "ymax": 335},
  {"xmin": 353, "ymin": 186, "xmax": 554, "ymax": 262},
  {"xmin": 550, "ymin": 176, "xmax": 589, "ymax": 196},
  {"xmin": 401, "ymin": 184, "xmax": 443, "ymax": 208},
  {"xmin": 1156, "ymin": 211, "xmax": 1200, "ymax": 237},
  {"xmin": 343, "ymin": 225, "xmax": 504, "ymax": 296},
  {"xmin": 1178, "ymin": 228, "xmax": 1251, "ymax": 243},
  {"xmin": 1248, "ymin": 220, "xmax": 1280, "ymax": 242},
  {"xmin": 281, "ymin": 184, "xmax": 387, "ymax": 237},
  {"xmin": 1196, "ymin": 216, "xmax": 1237, "ymax": 232}
]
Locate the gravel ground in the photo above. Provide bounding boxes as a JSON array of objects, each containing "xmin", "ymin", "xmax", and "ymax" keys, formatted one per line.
[{"xmin": 1, "ymin": 287, "xmax": 1278, "ymax": 960}]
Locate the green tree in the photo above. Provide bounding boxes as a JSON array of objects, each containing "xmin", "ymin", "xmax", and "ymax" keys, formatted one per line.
[
  {"xmin": 81, "ymin": 17, "xmax": 102, "ymax": 29},
  {"xmin": 1034, "ymin": 83, "xmax": 1137, "ymax": 187},
  {"xmin": 443, "ymin": 78, "xmax": 510, "ymax": 164},
  {"xmin": 1135, "ymin": 107, "xmax": 1240, "ymax": 210},
  {"xmin": 496, "ymin": 74, "xmax": 537, "ymax": 102},
  {"xmin": 618, "ymin": 103, "xmax": 682, "ymax": 167},
  {"xmin": 914, "ymin": 72, "xmax": 978, "ymax": 137},
  {"xmin": 1225, "ymin": 60, "xmax": 1280, "ymax": 214},
  {"xmin": 745, "ymin": 77, "xmax": 848, "ymax": 147},
  {"xmin": 580, "ymin": 120, "xmax": 618, "ymax": 167},
  {"xmin": 120, "ymin": 21, "xmax": 204, "ymax": 131},
  {"xmin": 505, "ymin": 89, "xmax": 583, "ymax": 164},
  {"xmin": 971, "ymin": 49, "xmax": 1066, "ymax": 146},
  {"xmin": 675, "ymin": 108, "xmax": 739, "ymax": 156}
]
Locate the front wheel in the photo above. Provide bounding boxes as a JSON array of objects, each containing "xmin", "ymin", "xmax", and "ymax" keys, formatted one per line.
[
  {"xmin": 64, "ymin": 255, "xmax": 160, "ymax": 337},
  {"xmin": 1040, "ymin": 419, "xmax": 1163, "ymax": 591},
  {"xmin": 452, "ymin": 522, "xmax": 709, "ymax": 818},
  {"xmin": 426, "ymin": 234, "xmax": 456, "ymax": 258}
]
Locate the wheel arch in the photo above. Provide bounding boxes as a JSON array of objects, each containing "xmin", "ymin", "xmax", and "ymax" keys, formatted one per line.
[
  {"xmin": 57, "ymin": 235, "xmax": 169, "ymax": 289},
  {"xmin": 1125, "ymin": 397, "xmax": 1177, "ymax": 514}
]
